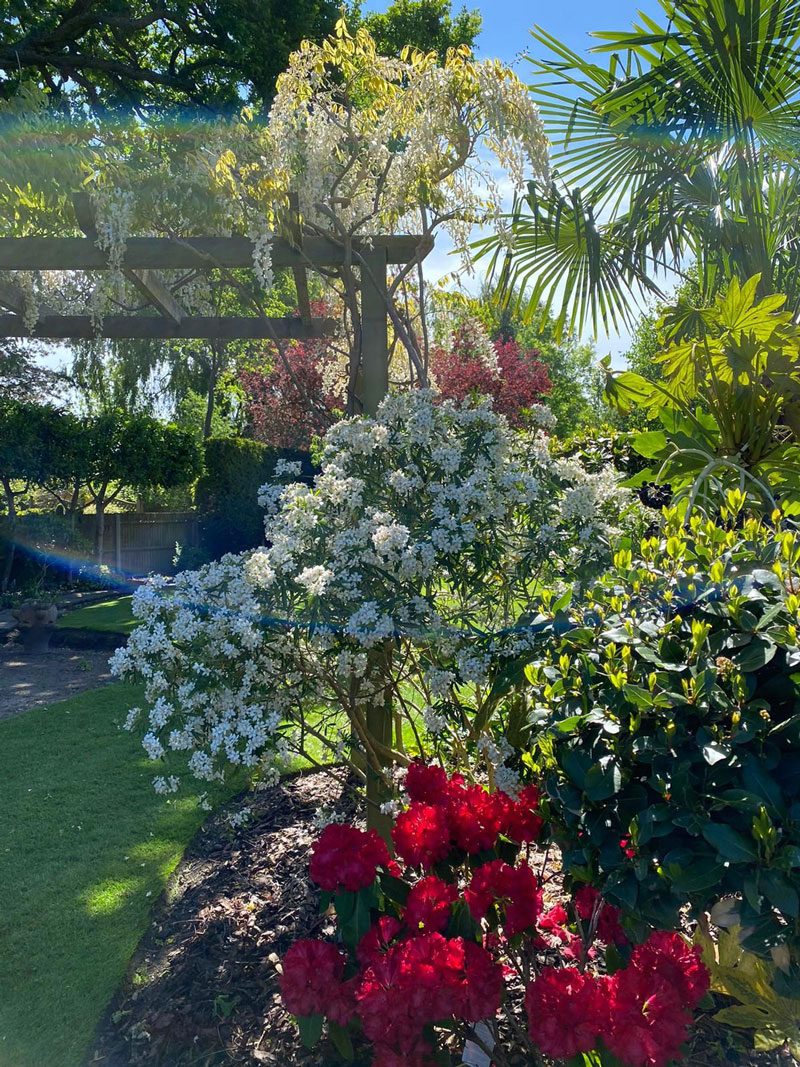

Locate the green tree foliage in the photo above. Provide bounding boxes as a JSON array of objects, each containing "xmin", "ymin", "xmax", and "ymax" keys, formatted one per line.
[
  {"xmin": 358, "ymin": 0, "xmax": 481, "ymax": 59},
  {"xmin": 71, "ymin": 411, "xmax": 202, "ymax": 556},
  {"xmin": 479, "ymin": 0, "xmax": 800, "ymax": 338},
  {"xmin": 0, "ymin": 0, "xmax": 341, "ymax": 112},
  {"xmin": 195, "ymin": 435, "xmax": 315, "ymax": 558}
]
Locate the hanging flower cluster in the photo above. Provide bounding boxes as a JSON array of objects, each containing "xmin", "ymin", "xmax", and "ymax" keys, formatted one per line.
[
  {"xmin": 110, "ymin": 390, "xmax": 640, "ymax": 796},
  {"xmin": 280, "ymin": 763, "xmax": 710, "ymax": 1067}
]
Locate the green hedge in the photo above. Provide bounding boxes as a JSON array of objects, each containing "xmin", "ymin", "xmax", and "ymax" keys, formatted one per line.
[{"xmin": 195, "ymin": 437, "xmax": 316, "ymax": 558}]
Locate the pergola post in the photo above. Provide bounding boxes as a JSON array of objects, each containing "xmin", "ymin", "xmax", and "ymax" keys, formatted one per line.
[
  {"xmin": 360, "ymin": 247, "xmax": 389, "ymax": 416},
  {"xmin": 358, "ymin": 247, "xmax": 396, "ymax": 839}
]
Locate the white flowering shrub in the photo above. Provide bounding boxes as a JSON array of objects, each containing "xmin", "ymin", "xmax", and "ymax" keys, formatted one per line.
[{"xmin": 112, "ymin": 391, "xmax": 640, "ymax": 806}]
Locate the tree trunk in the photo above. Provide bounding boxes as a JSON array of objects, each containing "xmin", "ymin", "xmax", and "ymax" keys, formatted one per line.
[
  {"xmin": 364, "ymin": 644, "xmax": 395, "ymax": 842},
  {"xmin": 1, "ymin": 475, "xmax": 17, "ymax": 593},
  {"xmin": 95, "ymin": 497, "xmax": 106, "ymax": 563}
]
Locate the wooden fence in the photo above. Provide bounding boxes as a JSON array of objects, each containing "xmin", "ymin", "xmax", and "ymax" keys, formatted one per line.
[{"xmin": 78, "ymin": 511, "xmax": 199, "ymax": 576}]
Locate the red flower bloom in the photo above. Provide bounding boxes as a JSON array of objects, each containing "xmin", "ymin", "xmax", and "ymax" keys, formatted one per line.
[
  {"xmin": 392, "ymin": 802, "xmax": 451, "ymax": 868},
  {"xmin": 372, "ymin": 1036, "xmax": 438, "ymax": 1067},
  {"xmin": 310, "ymin": 822, "xmax": 390, "ymax": 892},
  {"xmin": 464, "ymin": 860, "xmax": 509, "ymax": 921},
  {"xmin": 461, "ymin": 939, "xmax": 504, "ymax": 1022},
  {"xmin": 630, "ymin": 931, "xmax": 710, "ymax": 1011},
  {"xmin": 357, "ymin": 933, "xmax": 465, "ymax": 1046},
  {"xmin": 405, "ymin": 875, "xmax": 458, "ymax": 935},
  {"xmin": 604, "ymin": 968, "xmax": 691, "ymax": 1067},
  {"xmin": 525, "ymin": 966, "xmax": 606, "ymax": 1060},
  {"xmin": 499, "ymin": 783, "xmax": 544, "ymax": 843},
  {"xmin": 446, "ymin": 782, "xmax": 504, "ymax": 853},
  {"xmin": 405, "ymin": 762, "xmax": 450, "ymax": 804},
  {"xmin": 574, "ymin": 885, "xmax": 628, "ymax": 945},
  {"xmin": 279, "ymin": 939, "xmax": 346, "ymax": 1018},
  {"xmin": 538, "ymin": 904, "xmax": 571, "ymax": 943},
  {"xmin": 357, "ymin": 915, "xmax": 405, "ymax": 968},
  {"xmin": 503, "ymin": 863, "xmax": 542, "ymax": 936},
  {"xmin": 464, "ymin": 861, "xmax": 541, "ymax": 935}
]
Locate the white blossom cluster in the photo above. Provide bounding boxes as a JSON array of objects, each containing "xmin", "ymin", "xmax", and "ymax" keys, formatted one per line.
[{"xmin": 111, "ymin": 390, "xmax": 640, "ymax": 795}]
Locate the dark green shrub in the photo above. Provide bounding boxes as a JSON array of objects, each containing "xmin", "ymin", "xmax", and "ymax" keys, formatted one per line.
[
  {"xmin": 195, "ymin": 437, "xmax": 315, "ymax": 557},
  {"xmin": 521, "ymin": 497, "xmax": 800, "ymax": 962}
]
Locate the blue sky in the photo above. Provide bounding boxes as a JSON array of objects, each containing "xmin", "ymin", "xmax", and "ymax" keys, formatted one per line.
[{"xmin": 364, "ymin": 0, "xmax": 663, "ymax": 362}]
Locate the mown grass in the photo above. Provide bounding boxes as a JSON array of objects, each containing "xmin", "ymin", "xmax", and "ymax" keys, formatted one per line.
[
  {"xmin": 0, "ymin": 683, "xmax": 237, "ymax": 1067},
  {"xmin": 57, "ymin": 595, "xmax": 135, "ymax": 634}
]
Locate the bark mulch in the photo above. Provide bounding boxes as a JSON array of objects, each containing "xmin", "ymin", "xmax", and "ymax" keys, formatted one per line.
[
  {"xmin": 87, "ymin": 771, "xmax": 353, "ymax": 1067},
  {"xmin": 85, "ymin": 769, "xmax": 776, "ymax": 1067}
]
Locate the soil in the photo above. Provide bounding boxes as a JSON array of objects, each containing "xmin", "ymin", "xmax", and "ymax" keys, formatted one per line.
[
  {"xmin": 88, "ymin": 771, "xmax": 354, "ymax": 1067},
  {"xmin": 84, "ymin": 766, "xmax": 777, "ymax": 1067},
  {"xmin": 0, "ymin": 644, "xmax": 115, "ymax": 722}
]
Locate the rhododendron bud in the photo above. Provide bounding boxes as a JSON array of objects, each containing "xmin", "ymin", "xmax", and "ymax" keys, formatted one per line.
[
  {"xmin": 309, "ymin": 822, "xmax": 390, "ymax": 892},
  {"xmin": 630, "ymin": 931, "xmax": 710, "ymax": 1010},
  {"xmin": 604, "ymin": 968, "xmax": 691, "ymax": 1067},
  {"xmin": 392, "ymin": 802, "xmax": 451, "ymax": 868},
  {"xmin": 499, "ymin": 783, "xmax": 544, "ymax": 843},
  {"xmin": 279, "ymin": 939, "xmax": 347, "ymax": 1018},
  {"xmin": 404, "ymin": 762, "xmax": 450, "ymax": 803},
  {"xmin": 357, "ymin": 915, "xmax": 405, "ymax": 967},
  {"xmin": 405, "ymin": 875, "xmax": 458, "ymax": 935},
  {"xmin": 525, "ymin": 966, "xmax": 606, "ymax": 1059}
]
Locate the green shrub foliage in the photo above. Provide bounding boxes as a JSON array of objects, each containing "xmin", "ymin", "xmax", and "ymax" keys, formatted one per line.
[
  {"xmin": 195, "ymin": 437, "xmax": 315, "ymax": 557},
  {"xmin": 524, "ymin": 496, "xmax": 800, "ymax": 960}
]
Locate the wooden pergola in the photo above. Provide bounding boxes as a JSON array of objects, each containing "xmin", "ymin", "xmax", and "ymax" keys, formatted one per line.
[{"xmin": 0, "ymin": 197, "xmax": 433, "ymax": 414}]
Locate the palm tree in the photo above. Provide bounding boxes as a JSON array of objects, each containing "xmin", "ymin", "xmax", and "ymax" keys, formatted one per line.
[{"xmin": 476, "ymin": 0, "xmax": 800, "ymax": 339}]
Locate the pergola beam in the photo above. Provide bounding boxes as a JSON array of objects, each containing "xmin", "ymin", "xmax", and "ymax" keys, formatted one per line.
[
  {"xmin": 0, "ymin": 234, "xmax": 433, "ymax": 272},
  {"xmin": 73, "ymin": 194, "xmax": 188, "ymax": 324},
  {"xmin": 0, "ymin": 314, "xmax": 336, "ymax": 341}
]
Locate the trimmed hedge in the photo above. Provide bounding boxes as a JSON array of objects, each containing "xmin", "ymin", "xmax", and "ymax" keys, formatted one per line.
[{"xmin": 195, "ymin": 437, "xmax": 316, "ymax": 558}]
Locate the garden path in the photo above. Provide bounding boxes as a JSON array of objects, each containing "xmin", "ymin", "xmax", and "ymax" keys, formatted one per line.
[{"xmin": 0, "ymin": 644, "xmax": 114, "ymax": 721}]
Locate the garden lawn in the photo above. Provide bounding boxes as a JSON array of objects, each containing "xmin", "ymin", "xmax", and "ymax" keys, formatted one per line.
[
  {"xmin": 58, "ymin": 595, "xmax": 135, "ymax": 634},
  {"xmin": 0, "ymin": 683, "xmax": 237, "ymax": 1067}
]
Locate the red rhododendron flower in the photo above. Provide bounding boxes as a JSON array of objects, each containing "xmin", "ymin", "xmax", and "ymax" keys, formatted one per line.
[
  {"xmin": 404, "ymin": 762, "xmax": 450, "ymax": 804},
  {"xmin": 464, "ymin": 860, "xmax": 509, "ymax": 921},
  {"xmin": 525, "ymin": 966, "xmax": 606, "ymax": 1059},
  {"xmin": 405, "ymin": 875, "xmax": 458, "ymax": 935},
  {"xmin": 465, "ymin": 860, "xmax": 541, "ymax": 935},
  {"xmin": 503, "ymin": 863, "xmax": 542, "ymax": 936},
  {"xmin": 310, "ymin": 822, "xmax": 390, "ymax": 892},
  {"xmin": 279, "ymin": 939, "xmax": 346, "ymax": 1017},
  {"xmin": 325, "ymin": 976, "xmax": 358, "ymax": 1026},
  {"xmin": 499, "ymin": 783, "xmax": 544, "ymax": 843},
  {"xmin": 357, "ymin": 915, "xmax": 405, "ymax": 967},
  {"xmin": 630, "ymin": 931, "xmax": 710, "ymax": 1010},
  {"xmin": 446, "ymin": 782, "xmax": 504, "ymax": 853},
  {"xmin": 461, "ymin": 939, "xmax": 504, "ymax": 1021},
  {"xmin": 357, "ymin": 933, "xmax": 466, "ymax": 1046},
  {"xmin": 392, "ymin": 802, "xmax": 451, "ymax": 868},
  {"xmin": 574, "ymin": 885, "xmax": 628, "ymax": 945},
  {"xmin": 372, "ymin": 1036, "xmax": 438, "ymax": 1067},
  {"xmin": 604, "ymin": 968, "xmax": 691, "ymax": 1067},
  {"xmin": 538, "ymin": 904, "xmax": 571, "ymax": 943}
]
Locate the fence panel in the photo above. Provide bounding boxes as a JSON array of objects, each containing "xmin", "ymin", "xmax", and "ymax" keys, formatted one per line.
[{"xmin": 79, "ymin": 512, "xmax": 199, "ymax": 576}]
